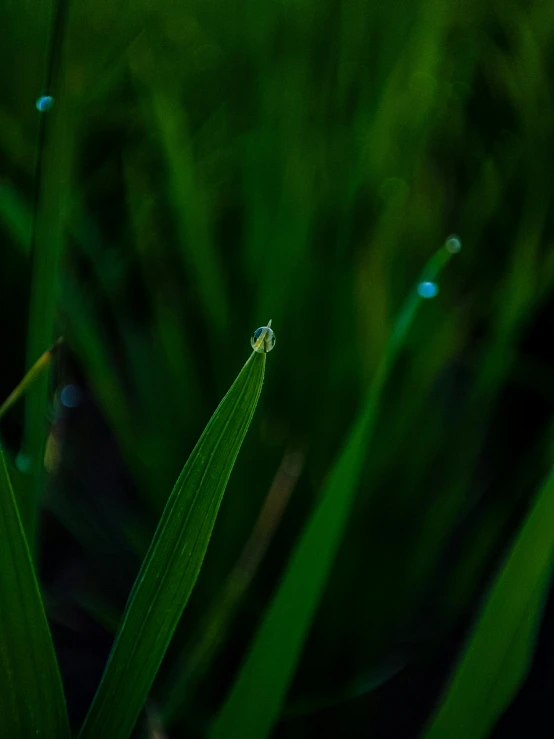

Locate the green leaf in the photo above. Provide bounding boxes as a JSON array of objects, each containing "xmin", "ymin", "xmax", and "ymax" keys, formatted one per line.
[
  {"xmin": 22, "ymin": 71, "xmax": 76, "ymax": 539},
  {"xmin": 0, "ymin": 338, "xmax": 62, "ymax": 421},
  {"xmin": 209, "ymin": 245, "xmax": 458, "ymax": 739},
  {"xmin": 422, "ymin": 466, "xmax": 554, "ymax": 739},
  {"xmin": 78, "ymin": 349, "xmax": 267, "ymax": 739},
  {"xmin": 0, "ymin": 448, "xmax": 69, "ymax": 737}
]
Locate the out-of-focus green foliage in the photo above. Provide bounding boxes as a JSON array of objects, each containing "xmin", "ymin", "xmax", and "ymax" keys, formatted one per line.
[
  {"xmin": 424, "ymin": 462, "xmax": 554, "ymax": 739},
  {"xmin": 0, "ymin": 449, "xmax": 70, "ymax": 737},
  {"xmin": 1, "ymin": 0, "xmax": 554, "ymax": 736}
]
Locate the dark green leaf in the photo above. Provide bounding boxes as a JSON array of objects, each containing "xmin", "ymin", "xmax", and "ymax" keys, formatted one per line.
[
  {"xmin": 78, "ymin": 349, "xmax": 267, "ymax": 739},
  {"xmin": 0, "ymin": 448, "xmax": 69, "ymax": 737},
  {"xmin": 423, "ymin": 466, "xmax": 554, "ymax": 739},
  {"xmin": 21, "ymin": 70, "xmax": 76, "ymax": 539}
]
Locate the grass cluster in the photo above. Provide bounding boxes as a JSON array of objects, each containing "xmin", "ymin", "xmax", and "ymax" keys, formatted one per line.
[{"xmin": 1, "ymin": 0, "xmax": 554, "ymax": 737}]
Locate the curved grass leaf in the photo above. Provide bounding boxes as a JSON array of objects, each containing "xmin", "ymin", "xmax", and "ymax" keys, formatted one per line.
[
  {"xmin": 209, "ymin": 244, "xmax": 458, "ymax": 739},
  {"xmin": 0, "ymin": 338, "xmax": 62, "ymax": 420},
  {"xmin": 422, "ymin": 465, "xmax": 554, "ymax": 739},
  {"xmin": 78, "ymin": 349, "xmax": 267, "ymax": 739},
  {"xmin": 0, "ymin": 449, "xmax": 69, "ymax": 737}
]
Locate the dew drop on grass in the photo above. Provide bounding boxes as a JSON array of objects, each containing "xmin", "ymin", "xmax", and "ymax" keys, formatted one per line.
[
  {"xmin": 36, "ymin": 95, "xmax": 54, "ymax": 112},
  {"xmin": 417, "ymin": 281, "xmax": 439, "ymax": 299},
  {"xmin": 60, "ymin": 384, "xmax": 83, "ymax": 408},
  {"xmin": 445, "ymin": 234, "xmax": 462, "ymax": 253},
  {"xmin": 251, "ymin": 320, "xmax": 276, "ymax": 353}
]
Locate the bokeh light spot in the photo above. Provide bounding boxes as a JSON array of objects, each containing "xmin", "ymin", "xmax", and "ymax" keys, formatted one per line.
[
  {"xmin": 417, "ymin": 281, "xmax": 439, "ymax": 299},
  {"xmin": 15, "ymin": 453, "xmax": 32, "ymax": 473},
  {"xmin": 60, "ymin": 384, "xmax": 83, "ymax": 408},
  {"xmin": 36, "ymin": 95, "xmax": 54, "ymax": 112},
  {"xmin": 445, "ymin": 234, "xmax": 462, "ymax": 254}
]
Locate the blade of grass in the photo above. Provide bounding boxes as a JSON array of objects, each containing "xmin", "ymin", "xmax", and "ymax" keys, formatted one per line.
[
  {"xmin": 21, "ymin": 0, "xmax": 74, "ymax": 538},
  {"xmin": 209, "ymin": 242, "xmax": 459, "ymax": 739},
  {"xmin": 0, "ymin": 338, "xmax": 62, "ymax": 420},
  {"xmin": 422, "ymin": 464, "xmax": 554, "ymax": 739},
  {"xmin": 78, "ymin": 346, "xmax": 268, "ymax": 739},
  {"xmin": 0, "ymin": 448, "xmax": 69, "ymax": 737}
]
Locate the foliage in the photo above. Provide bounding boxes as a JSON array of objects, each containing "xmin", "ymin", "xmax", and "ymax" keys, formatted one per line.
[{"xmin": 1, "ymin": 0, "xmax": 554, "ymax": 737}]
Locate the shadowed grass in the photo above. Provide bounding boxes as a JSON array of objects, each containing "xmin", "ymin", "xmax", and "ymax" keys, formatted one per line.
[
  {"xmin": 0, "ymin": 449, "xmax": 69, "ymax": 737},
  {"xmin": 423, "ymin": 461, "xmax": 554, "ymax": 739}
]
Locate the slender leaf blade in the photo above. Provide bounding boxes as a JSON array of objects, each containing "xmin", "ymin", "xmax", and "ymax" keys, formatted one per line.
[
  {"xmin": 78, "ymin": 350, "xmax": 266, "ymax": 739},
  {"xmin": 0, "ymin": 338, "xmax": 62, "ymax": 420},
  {"xmin": 423, "ymin": 466, "xmax": 554, "ymax": 739},
  {"xmin": 209, "ymin": 245, "xmax": 457, "ymax": 739},
  {"xmin": 0, "ymin": 449, "xmax": 69, "ymax": 737},
  {"xmin": 22, "ymin": 81, "xmax": 75, "ymax": 538}
]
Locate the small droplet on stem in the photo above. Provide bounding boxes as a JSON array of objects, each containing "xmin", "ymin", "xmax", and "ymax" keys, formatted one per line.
[
  {"xmin": 417, "ymin": 281, "xmax": 439, "ymax": 299},
  {"xmin": 36, "ymin": 95, "xmax": 54, "ymax": 112}
]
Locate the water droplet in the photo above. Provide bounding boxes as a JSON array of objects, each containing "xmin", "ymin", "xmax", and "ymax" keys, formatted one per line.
[
  {"xmin": 417, "ymin": 281, "xmax": 439, "ymax": 299},
  {"xmin": 36, "ymin": 95, "xmax": 54, "ymax": 112},
  {"xmin": 60, "ymin": 384, "xmax": 82, "ymax": 408},
  {"xmin": 251, "ymin": 320, "xmax": 276, "ymax": 353},
  {"xmin": 445, "ymin": 234, "xmax": 462, "ymax": 254}
]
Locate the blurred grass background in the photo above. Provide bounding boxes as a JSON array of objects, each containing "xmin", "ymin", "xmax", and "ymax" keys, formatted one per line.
[{"xmin": 1, "ymin": 0, "xmax": 554, "ymax": 736}]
